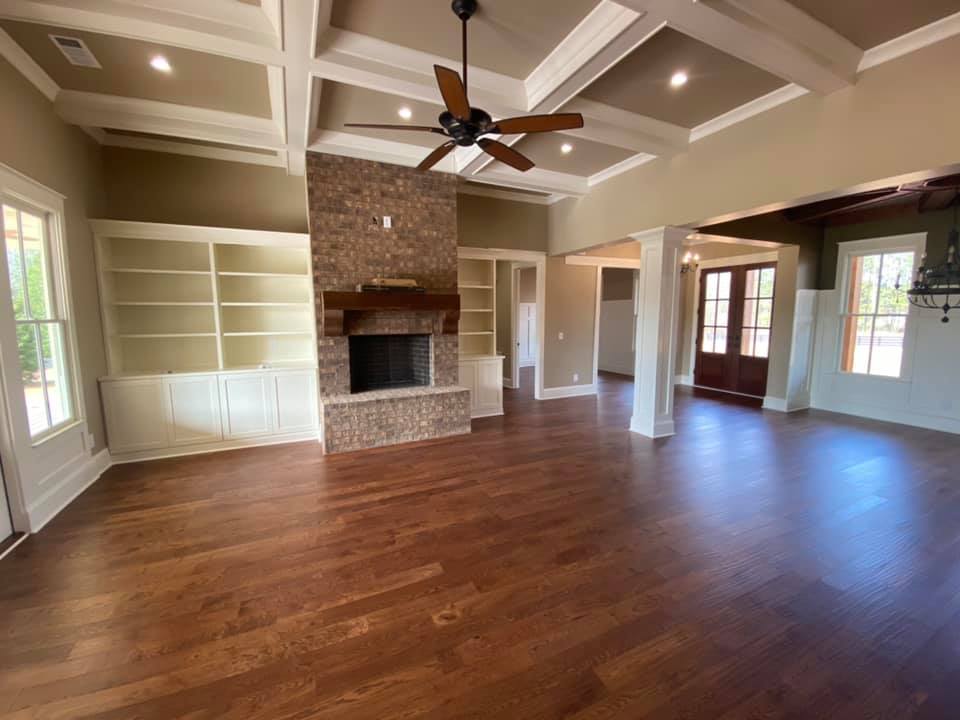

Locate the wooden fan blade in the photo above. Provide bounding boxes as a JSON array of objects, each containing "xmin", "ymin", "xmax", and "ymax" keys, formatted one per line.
[
  {"xmin": 492, "ymin": 113, "xmax": 584, "ymax": 135},
  {"xmin": 417, "ymin": 141, "xmax": 457, "ymax": 171},
  {"xmin": 478, "ymin": 139, "xmax": 535, "ymax": 172},
  {"xmin": 434, "ymin": 65, "xmax": 471, "ymax": 119},
  {"xmin": 345, "ymin": 123, "xmax": 446, "ymax": 134}
]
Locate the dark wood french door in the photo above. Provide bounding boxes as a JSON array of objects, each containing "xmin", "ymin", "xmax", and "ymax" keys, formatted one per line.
[{"xmin": 694, "ymin": 263, "xmax": 776, "ymax": 397}]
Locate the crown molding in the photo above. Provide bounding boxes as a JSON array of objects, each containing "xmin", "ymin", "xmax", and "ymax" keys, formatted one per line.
[
  {"xmin": 588, "ymin": 153, "xmax": 656, "ymax": 187},
  {"xmin": 308, "ymin": 130, "xmax": 459, "ymax": 173},
  {"xmin": 102, "ymin": 133, "xmax": 285, "ymax": 168},
  {"xmin": 689, "ymin": 83, "xmax": 809, "ymax": 143},
  {"xmin": 456, "ymin": 183, "xmax": 555, "ymax": 206}
]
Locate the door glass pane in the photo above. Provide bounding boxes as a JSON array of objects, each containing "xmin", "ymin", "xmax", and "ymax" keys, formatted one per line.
[
  {"xmin": 38, "ymin": 323, "xmax": 71, "ymax": 426},
  {"xmin": 706, "ymin": 273, "xmax": 718, "ymax": 300},
  {"xmin": 741, "ymin": 328, "xmax": 755, "ymax": 356},
  {"xmin": 743, "ymin": 299, "xmax": 757, "ymax": 328},
  {"xmin": 716, "ymin": 300, "xmax": 729, "ymax": 327},
  {"xmin": 718, "ymin": 272, "xmax": 731, "ymax": 299},
  {"xmin": 704, "ymin": 300, "xmax": 716, "ymax": 326},
  {"xmin": 877, "ymin": 252, "xmax": 913, "ymax": 314},
  {"xmin": 759, "ymin": 268, "xmax": 776, "ymax": 297},
  {"xmin": 20, "ymin": 211, "xmax": 52, "ymax": 319},
  {"xmin": 744, "ymin": 269, "xmax": 759, "ymax": 298},
  {"xmin": 755, "ymin": 329, "xmax": 770, "ymax": 359},
  {"xmin": 4, "ymin": 206, "xmax": 27, "ymax": 320},
  {"xmin": 870, "ymin": 316, "xmax": 906, "ymax": 377},
  {"xmin": 715, "ymin": 327, "xmax": 728, "ymax": 354},
  {"xmin": 19, "ymin": 324, "xmax": 49, "ymax": 436},
  {"xmin": 702, "ymin": 327, "xmax": 715, "ymax": 353},
  {"xmin": 757, "ymin": 299, "xmax": 773, "ymax": 328}
]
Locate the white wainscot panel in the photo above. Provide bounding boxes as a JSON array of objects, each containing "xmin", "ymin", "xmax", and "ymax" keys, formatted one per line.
[
  {"xmin": 219, "ymin": 374, "xmax": 274, "ymax": 439},
  {"xmin": 907, "ymin": 316, "xmax": 960, "ymax": 418},
  {"xmin": 164, "ymin": 376, "xmax": 223, "ymax": 446}
]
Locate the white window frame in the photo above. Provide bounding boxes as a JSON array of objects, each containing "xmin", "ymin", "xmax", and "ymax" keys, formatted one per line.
[
  {"xmin": 0, "ymin": 164, "xmax": 85, "ymax": 447},
  {"xmin": 834, "ymin": 233, "xmax": 926, "ymax": 382}
]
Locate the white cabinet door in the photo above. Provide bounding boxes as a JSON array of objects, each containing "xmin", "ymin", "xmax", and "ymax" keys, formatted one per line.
[
  {"xmin": 477, "ymin": 359, "xmax": 503, "ymax": 411},
  {"xmin": 519, "ymin": 303, "xmax": 537, "ymax": 365},
  {"xmin": 458, "ymin": 360, "xmax": 479, "ymax": 413},
  {"xmin": 219, "ymin": 374, "xmax": 274, "ymax": 439},
  {"xmin": 102, "ymin": 379, "xmax": 168, "ymax": 453},
  {"xmin": 273, "ymin": 371, "xmax": 318, "ymax": 433},
  {"xmin": 163, "ymin": 376, "xmax": 222, "ymax": 446}
]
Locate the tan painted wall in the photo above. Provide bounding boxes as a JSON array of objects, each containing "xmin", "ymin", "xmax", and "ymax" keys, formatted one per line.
[
  {"xmin": 602, "ymin": 268, "xmax": 634, "ymax": 301},
  {"xmin": 544, "ymin": 257, "xmax": 597, "ymax": 389},
  {"xmin": 550, "ymin": 35, "xmax": 960, "ymax": 255},
  {"xmin": 0, "ymin": 58, "xmax": 107, "ymax": 451},
  {"xmin": 495, "ymin": 260, "xmax": 513, "ymax": 380},
  {"xmin": 102, "ymin": 147, "xmax": 308, "ymax": 233},
  {"xmin": 458, "ymin": 194, "xmax": 548, "ymax": 252}
]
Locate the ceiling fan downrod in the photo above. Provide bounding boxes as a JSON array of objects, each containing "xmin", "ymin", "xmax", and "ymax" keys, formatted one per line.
[{"xmin": 451, "ymin": 0, "xmax": 478, "ymax": 94}]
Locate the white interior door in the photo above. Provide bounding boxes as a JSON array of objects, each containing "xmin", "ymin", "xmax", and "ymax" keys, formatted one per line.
[{"xmin": 519, "ymin": 303, "xmax": 537, "ymax": 366}]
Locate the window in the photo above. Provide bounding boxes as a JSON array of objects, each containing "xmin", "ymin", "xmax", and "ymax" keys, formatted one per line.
[
  {"xmin": 701, "ymin": 270, "xmax": 731, "ymax": 354},
  {"xmin": 740, "ymin": 266, "xmax": 775, "ymax": 358},
  {"xmin": 840, "ymin": 249, "xmax": 915, "ymax": 377},
  {"xmin": 3, "ymin": 203, "xmax": 74, "ymax": 437}
]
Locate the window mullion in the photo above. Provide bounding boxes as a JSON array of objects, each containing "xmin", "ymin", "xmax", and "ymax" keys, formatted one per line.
[{"xmin": 33, "ymin": 322, "xmax": 53, "ymax": 429}]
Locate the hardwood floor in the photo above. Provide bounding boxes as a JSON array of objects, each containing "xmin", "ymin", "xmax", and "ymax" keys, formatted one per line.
[{"xmin": 2, "ymin": 370, "xmax": 959, "ymax": 718}]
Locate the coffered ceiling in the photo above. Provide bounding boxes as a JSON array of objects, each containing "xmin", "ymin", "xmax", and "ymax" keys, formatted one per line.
[{"xmin": 1, "ymin": 0, "xmax": 958, "ymax": 203}]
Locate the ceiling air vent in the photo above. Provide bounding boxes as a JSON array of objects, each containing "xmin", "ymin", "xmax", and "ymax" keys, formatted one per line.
[{"xmin": 49, "ymin": 35, "xmax": 101, "ymax": 68}]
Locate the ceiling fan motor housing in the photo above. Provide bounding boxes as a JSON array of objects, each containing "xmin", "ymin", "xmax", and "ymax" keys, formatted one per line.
[
  {"xmin": 451, "ymin": 0, "xmax": 478, "ymax": 21},
  {"xmin": 439, "ymin": 108, "xmax": 493, "ymax": 146}
]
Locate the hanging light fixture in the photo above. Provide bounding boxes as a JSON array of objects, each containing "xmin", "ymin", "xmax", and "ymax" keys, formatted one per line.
[{"xmin": 901, "ymin": 199, "xmax": 960, "ymax": 323}]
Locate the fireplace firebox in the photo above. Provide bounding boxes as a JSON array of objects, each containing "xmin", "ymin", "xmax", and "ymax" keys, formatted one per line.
[{"xmin": 349, "ymin": 334, "xmax": 431, "ymax": 393}]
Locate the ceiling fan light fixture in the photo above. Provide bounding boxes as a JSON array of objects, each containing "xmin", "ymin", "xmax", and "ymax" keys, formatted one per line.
[
  {"xmin": 670, "ymin": 70, "xmax": 688, "ymax": 88},
  {"xmin": 398, "ymin": 106, "xmax": 413, "ymax": 121}
]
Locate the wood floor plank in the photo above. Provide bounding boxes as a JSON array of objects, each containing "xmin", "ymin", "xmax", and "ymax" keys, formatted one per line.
[{"xmin": 1, "ymin": 370, "xmax": 958, "ymax": 718}]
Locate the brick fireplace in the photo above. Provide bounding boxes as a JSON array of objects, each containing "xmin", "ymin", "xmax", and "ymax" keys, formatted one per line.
[{"xmin": 307, "ymin": 152, "xmax": 470, "ymax": 453}]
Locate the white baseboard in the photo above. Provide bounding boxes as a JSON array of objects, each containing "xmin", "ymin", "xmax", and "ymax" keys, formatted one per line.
[
  {"xmin": 109, "ymin": 431, "xmax": 319, "ymax": 464},
  {"xmin": 541, "ymin": 383, "xmax": 597, "ymax": 400},
  {"xmin": 763, "ymin": 395, "xmax": 811, "ymax": 413},
  {"xmin": 674, "ymin": 374, "xmax": 693, "ymax": 386},
  {"xmin": 502, "ymin": 377, "xmax": 515, "ymax": 389},
  {"xmin": 471, "ymin": 408, "xmax": 505, "ymax": 419},
  {"xmin": 26, "ymin": 448, "xmax": 111, "ymax": 532},
  {"xmin": 599, "ymin": 363, "xmax": 634, "ymax": 376},
  {"xmin": 811, "ymin": 399, "xmax": 960, "ymax": 435},
  {"xmin": 630, "ymin": 416, "xmax": 676, "ymax": 438}
]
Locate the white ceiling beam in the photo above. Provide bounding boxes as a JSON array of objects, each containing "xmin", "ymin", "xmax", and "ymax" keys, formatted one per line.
[
  {"xmin": 0, "ymin": 0, "xmax": 282, "ymax": 64},
  {"xmin": 0, "ymin": 26, "xmax": 57, "ymax": 101},
  {"xmin": 54, "ymin": 91, "xmax": 283, "ymax": 149},
  {"xmin": 472, "ymin": 166, "xmax": 588, "ymax": 197},
  {"xmin": 563, "ymin": 97, "xmax": 689, "ymax": 156},
  {"xmin": 308, "ymin": 130, "xmax": 458, "ymax": 174},
  {"xmin": 102, "ymin": 134, "xmax": 286, "ymax": 168},
  {"xmin": 282, "ymin": 0, "xmax": 328, "ymax": 175},
  {"xmin": 717, "ymin": 0, "xmax": 863, "ymax": 73},
  {"xmin": 651, "ymin": 0, "xmax": 856, "ymax": 93},
  {"xmin": 456, "ymin": 183, "xmax": 556, "ymax": 206}
]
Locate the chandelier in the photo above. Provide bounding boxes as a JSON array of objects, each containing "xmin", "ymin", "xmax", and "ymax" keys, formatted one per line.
[{"xmin": 902, "ymin": 201, "xmax": 960, "ymax": 323}]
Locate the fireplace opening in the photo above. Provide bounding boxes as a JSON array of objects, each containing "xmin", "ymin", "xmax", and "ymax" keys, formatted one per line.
[{"xmin": 349, "ymin": 334, "xmax": 431, "ymax": 393}]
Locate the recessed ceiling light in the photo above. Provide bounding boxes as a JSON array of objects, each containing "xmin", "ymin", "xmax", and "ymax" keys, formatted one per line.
[
  {"xmin": 150, "ymin": 55, "xmax": 172, "ymax": 73},
  {"xmin": 670, "ymin": 71, "xmax": 688, "ymax": 88},
  {"xmin": 561, "ymin": 143, "xmax": 574, "ymax": 154},
  {"xmin": 398, "ymin": 106, "xmax": 413, "ymax": 120}
]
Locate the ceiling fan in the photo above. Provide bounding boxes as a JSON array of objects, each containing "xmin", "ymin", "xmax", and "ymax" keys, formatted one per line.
[{"xmin": 344, "ymin": 0, "xmax": 584, "ymax": 172}]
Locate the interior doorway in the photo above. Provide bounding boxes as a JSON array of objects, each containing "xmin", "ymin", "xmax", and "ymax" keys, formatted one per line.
[
  {"xmin": 694, "ymin": 262, "xmax": 777, "ymax": 397},
  {"xmin": 513, "ymin": 265, "xmax": 537, "ymax": 385}
]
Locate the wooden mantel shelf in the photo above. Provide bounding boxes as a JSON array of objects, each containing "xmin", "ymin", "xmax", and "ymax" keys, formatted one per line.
[{"xmin": 320, "ymin": 290, "xmax": 460, "ymax": 337}]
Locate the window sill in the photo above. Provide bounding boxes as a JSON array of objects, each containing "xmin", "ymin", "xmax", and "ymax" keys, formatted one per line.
[{"xmin": 30, "ymin": 419, "xmax": 84, "ymax": 448}]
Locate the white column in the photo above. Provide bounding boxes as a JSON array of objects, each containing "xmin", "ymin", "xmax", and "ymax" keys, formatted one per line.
[{"xmin": 630, "ymin": 226, "xmax": 685, "ymax": 438}]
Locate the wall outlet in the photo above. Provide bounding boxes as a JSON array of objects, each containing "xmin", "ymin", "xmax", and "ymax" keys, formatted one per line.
[
  {"xmin": 558, "ymin": 331, "xmax": 564, "ymax": 340},
  {"xmin": 383, "ymin": 215, "xmax": 392, "ymax": 229},
  {"xmin": 573, "ymin": 373, "xmax": 579, "ymax": 383}
]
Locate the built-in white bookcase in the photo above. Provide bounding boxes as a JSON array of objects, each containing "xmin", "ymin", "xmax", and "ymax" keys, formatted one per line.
[
  {"xmin": 92, "ymin": 220, "xmax": 317, "ymax": 376},
  {"xmin": 457, "ymin": 256, "xmax": 496, "ymax": 357}
]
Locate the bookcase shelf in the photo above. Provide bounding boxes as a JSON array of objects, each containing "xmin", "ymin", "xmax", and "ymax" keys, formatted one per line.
[
  {"xmin": 457, "ymin": 256, "xmax": 497, "ymax": 357},
  {"xmin": 92, "ymin": 220, "xmax": 316, "ymax": 376}
]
